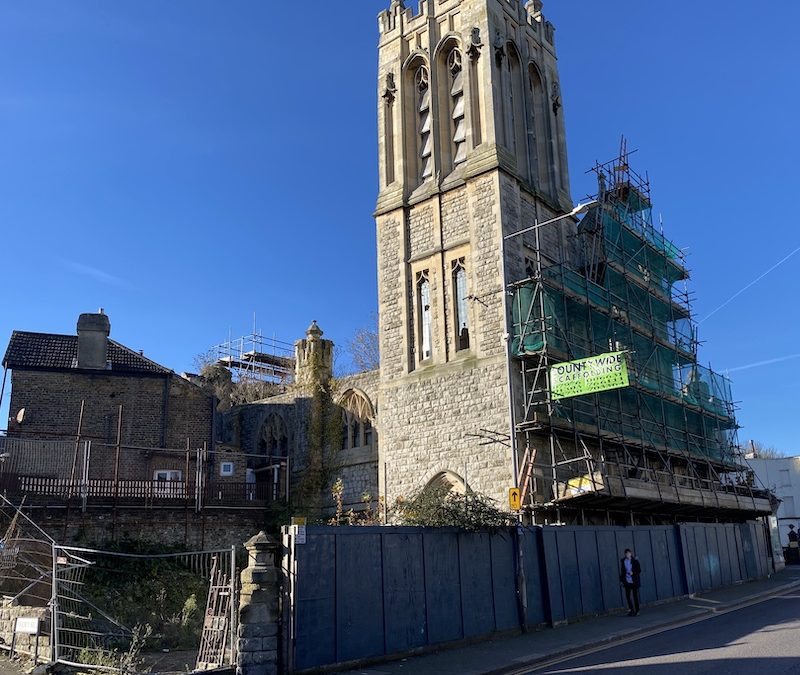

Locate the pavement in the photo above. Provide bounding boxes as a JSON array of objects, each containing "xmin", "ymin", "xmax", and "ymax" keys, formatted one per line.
[
  {"xmin": 338, "ymin": 567, "xmax": 800, "ymax": 675},
  {"xmin": 527, "ymin": 587, "xmax": 800, "ymax": 674}
]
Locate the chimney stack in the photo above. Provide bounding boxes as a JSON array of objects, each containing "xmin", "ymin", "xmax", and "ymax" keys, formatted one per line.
[{"xmin": 77, "ymin": 309, "xmax": 111, "ymax": 370}]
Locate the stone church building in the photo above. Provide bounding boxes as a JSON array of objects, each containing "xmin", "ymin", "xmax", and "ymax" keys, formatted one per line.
[
  {"xmin": 201, "ymin": 0, "xmax": 773, "ymax": 524},
  {"xmin": 373, "ymin": 0, "xmax": 570, "ymax": 511},
  {"xmin": 228, "ymin": 0, "xmax": 570, "ymax": 515}
]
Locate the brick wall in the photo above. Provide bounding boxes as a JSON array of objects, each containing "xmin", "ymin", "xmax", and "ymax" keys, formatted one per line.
[
  {"xmin": 7, "ymin": 370, "xmax": 214, "ymax": 475},
  {"xmin": 35, "ymin": 508, "xmax": 266, "ymax": 550}
]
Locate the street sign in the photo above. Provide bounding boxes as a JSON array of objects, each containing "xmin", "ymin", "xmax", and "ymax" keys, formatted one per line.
[
  {"xmin": 295, "ymin": 525, "xmax": 307, "ymax": 545},
  {"xmin": 550, "ymin": 351, "xmax": 629, "ymax": 400},
  {"xmin": 291, "ymin": 517, "xmax": 307, "ymax": 526},
  {"xmin": 508, "ymin": 487, "xmax": 521, "ymax": 511}
]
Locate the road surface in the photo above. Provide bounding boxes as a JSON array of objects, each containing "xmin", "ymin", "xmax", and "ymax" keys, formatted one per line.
[{"xmin": 528, "ymin": 588, "xmax": 800, "ymax": 674}]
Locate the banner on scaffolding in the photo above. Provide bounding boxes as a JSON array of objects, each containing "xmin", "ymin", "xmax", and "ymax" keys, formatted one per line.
[{"xmin": 550, "ymin": 351, "xmax": 629, "ymax": 400}]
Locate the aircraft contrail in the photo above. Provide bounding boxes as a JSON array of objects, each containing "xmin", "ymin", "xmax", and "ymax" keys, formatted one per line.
[
  {"xmin": 699, "ymin": 245, "xmax": 800, "ymax": 324},
  {"xmin": 725, "ymin": 353, "xmax": 800, "ymax": 373}
]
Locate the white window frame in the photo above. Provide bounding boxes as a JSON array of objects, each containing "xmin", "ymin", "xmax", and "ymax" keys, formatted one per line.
[
  {"xmin": 220, "ymin": 462, "xmax": 235, "ymax": 477},
  {"xmin": 153, "ymin": 470, "xmax": 182, "ymax": 482}
]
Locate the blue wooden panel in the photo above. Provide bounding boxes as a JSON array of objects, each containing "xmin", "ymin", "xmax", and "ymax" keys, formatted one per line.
[
  {"xmin": 335, "ymin": 533, "xmax": 385, "ymax": 662},
  {"xmin": 752, "ymin": 522, "xmax": 769, "ymax": 577},
  {"xmin": 650, "ymin": 528, "xmax": 674, "ymax": 600},
  {"xmin": 520, "ymin": 527, "xmax": 547, "ymax": 626},
  {"xmin": 633, "ymin": 529, "xmax": 656, "ymax": 605},
  {"xmin": 716, "ymin": 526, "xmax": 732, "ymax": 587},
  {"xmin": 294, "ymin": 534, "xmax": 336, "ymax": 670},
  {"xmin": 382, "ymin": 532, "xmax": 427, "ymax": 654},
  {"xmin": 725, "ymin": 524, "xmax": 743, "ymax": 583},
  {"xmin": 679, "ymin": 526, "xmax": 698, "ymax": 595},
  {"xmin": 695, "ymin": 526, "xmax": 712, "ymax": 591},
  {"xmin": 490, "ymin": 531, "xmax": 519, "ymax": 631},
  {"xmin": 706, "ymin": 527, "xmax": 722, "ymax": 589},
  {"xmin": 614, "ymin": 529, "xmax": 635, "ymax": 561},
  {"xmin": 574, "ymin": 529, "xmax": 603, "ymax": 615},
  {"xmin": 739, "ymin": 523, "xmax": 758, "ymax": 579},
  {"xmin": 596, "ymin": 529, "xmax": 624, "ymax": 611},
  {"xmin": 423, "ymin": 531, "xmax": 464, "ymax": 645},
  {"xmin": 666, "ymin": 527, "xmax": 686, "ymax": 596},
  {"xmin": 557, "ymin": 531, "xmax": 582, "ymax": 620},
  {"xmin": 458, "ymin": 532, "xmax": 495, "ymax": 637},
  {"xmin": 541, "ymin": 528, "xmax": 565, "ymax": 623}
]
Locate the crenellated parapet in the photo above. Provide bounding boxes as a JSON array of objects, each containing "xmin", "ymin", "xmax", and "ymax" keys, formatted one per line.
[{"xmin": 378, "ymin": 0, "xmax": 554, "ymax": 49}]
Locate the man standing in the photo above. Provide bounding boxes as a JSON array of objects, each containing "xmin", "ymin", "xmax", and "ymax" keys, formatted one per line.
[
  {"xmin": 619, "ymin": 548, "xmax": 642, "ymax": 616},
  {"xmin": 788, "ymin": 525, "xmax": 800, "ymax": 565}
]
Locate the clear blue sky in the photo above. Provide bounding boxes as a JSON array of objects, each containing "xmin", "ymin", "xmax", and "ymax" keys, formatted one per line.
[{"xmin": 1, "ymin": 1, "xmax": 798, "ymax": 451}]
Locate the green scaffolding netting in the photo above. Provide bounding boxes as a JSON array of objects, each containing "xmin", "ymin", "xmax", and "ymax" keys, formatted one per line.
[{"xmin": 511, "ymin": 187, "xmax": 737, "ymax": 465}]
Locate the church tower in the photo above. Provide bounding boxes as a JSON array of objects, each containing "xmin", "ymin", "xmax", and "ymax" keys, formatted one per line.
[{"xmin": 375, "ymin": 0, "xmax": 573, "ymax": 506}]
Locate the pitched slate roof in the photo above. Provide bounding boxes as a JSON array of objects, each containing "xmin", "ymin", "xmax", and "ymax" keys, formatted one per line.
[{"xmin": 2, "ymin": 331, "xmax": 173, "ymax": 375}]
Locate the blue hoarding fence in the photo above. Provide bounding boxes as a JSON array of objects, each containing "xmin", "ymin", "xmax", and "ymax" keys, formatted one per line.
[{"xmin": 281, "ymin": 521, "xmax": 772, "ymax": 672}]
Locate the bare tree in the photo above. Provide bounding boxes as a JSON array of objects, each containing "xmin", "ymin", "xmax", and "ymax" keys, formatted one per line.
[
  {"xmin": 347, "ymin": 316, "xmax": 380, "ymax": 373},
  {"xmin": 746, "ymin": 440, "xmax": 789, "ymax": 459}
]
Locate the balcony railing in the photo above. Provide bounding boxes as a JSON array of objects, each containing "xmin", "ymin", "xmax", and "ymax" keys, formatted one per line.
[{"xmin": 0, "ymin": 435, "xmax": 285, "ymax": 511}]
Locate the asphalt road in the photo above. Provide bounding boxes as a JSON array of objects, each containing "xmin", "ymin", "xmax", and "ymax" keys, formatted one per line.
[{"xmin": 529, "ymin": 589, "xmax": 800, "ymax": 674}]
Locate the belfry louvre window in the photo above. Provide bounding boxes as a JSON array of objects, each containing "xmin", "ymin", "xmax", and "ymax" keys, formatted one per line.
[
  {"xmin": 417, "ymin": 270, "xmax": 432, "ymax": 360},
  {"xmin": 453, "ymin": 258, "xmax": 470, "ymax": 350},
  {"xmin": 448, "ymin": 49, "xmax": 467, "ymax": 166},
  {"xmin": 416, "ymin": 66, "xmax": 433, "ymax": 181}
]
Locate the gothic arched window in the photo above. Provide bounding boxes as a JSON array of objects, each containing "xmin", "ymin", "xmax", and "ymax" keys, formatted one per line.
[
  {"xmin": 528, "ymin": 63, "xmax": 550, "ymax": 194},
  {"xmin": 417, "ymin": 270, "xmax": 432, "ymax": 361},
  {"xmin": 503, "ymin": 44, "xmax": 528, "ymax": 181},
  {"xmin": 452, "ymin": 258, "xmax": 470, "ymax": 351},
  {"xmin": 448, "ymin": 49, "xmax": 467, "ymax": 167},
  {"xmin": 339, "ymin": 389, "xmax": 377, "ymax": 453},
  {"xmin": 415, "ymin": 65, "xmax": 433, "ymax": 183},
  {"xmin": 259, "ymin": 414, "xmax": 289, "ymax": 459}
]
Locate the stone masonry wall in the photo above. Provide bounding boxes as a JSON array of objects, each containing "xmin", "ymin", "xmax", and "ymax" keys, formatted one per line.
[
  {"xmin": 0, "ymin": 602, "xmax": 50, "ymax": 661},
  {"xmin": 378, "ymin": 172, "xmax": 515, "ymax": 507}
]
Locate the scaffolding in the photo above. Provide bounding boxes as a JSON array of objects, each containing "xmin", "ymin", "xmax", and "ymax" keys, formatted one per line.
[
  {"xmin": 511, "ymin": 147, "xmax": 773, "ymax": 523},
  {"xmin": 213, "ymin": 331, "xmax": 294, "ymax": 384}
]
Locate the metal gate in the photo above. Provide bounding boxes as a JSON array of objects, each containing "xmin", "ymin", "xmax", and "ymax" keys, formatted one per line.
[{"xmin": 51, "ymin": 544, "xmax": 238, "ymax": 672}]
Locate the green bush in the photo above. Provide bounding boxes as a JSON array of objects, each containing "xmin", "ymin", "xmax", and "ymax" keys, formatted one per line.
[{"xmin": 393, "ymin": 484, "xmax": 515, "ymax": 530}]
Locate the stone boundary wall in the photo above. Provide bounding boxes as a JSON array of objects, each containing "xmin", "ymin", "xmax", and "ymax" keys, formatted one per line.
[{"xmin": 0, "ymin": 602, "xmax": 50, "ymax": 662}]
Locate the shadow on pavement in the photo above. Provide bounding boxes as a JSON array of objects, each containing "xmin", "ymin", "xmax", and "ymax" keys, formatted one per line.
[{"xmin": 536, "ymin": 593, "xmax": 800, "ymax": 674}]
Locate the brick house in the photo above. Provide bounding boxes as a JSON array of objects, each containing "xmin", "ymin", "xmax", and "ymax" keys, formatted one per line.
[{"xmin": 0, "ymin": 311, "xmax": 262, "ymax": 508}]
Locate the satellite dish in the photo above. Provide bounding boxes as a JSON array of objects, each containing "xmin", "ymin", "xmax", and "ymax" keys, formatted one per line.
[{"xmin": 15, "ymin": 408, "xmax": 25, "ymax": 424}]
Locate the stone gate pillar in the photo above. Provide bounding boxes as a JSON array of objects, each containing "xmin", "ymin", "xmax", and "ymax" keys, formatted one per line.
[{"xmin": 237, "ymin": 531, "xmax": 279, "ymax": 675}]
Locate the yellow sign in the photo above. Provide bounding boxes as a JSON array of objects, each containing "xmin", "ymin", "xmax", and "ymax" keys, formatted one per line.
[
  {"xmin": 550, "ymin": 351, "xmax": 630, "ymax": 400},
  {"xmin": 508, "ymin": 487, "xmax": 521, "ymax": 511},
  {"xmin": 291, "ymin": 517, "xmax": 307, "ymax": 526}
]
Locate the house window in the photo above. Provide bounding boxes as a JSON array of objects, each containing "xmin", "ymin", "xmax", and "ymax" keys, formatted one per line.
[
  {"xmin": 220, "ymin": 462, "xmax": 234, "ymax": 477},
  {"xmin": 154, "ymin": 470, "xmax": 182, "ymax": 482},
  {"xmin": 417, "ymin": 270, "xmax": 432, "ymax": 361},
  {"xmin": 452, "ymin": 258, "xmax": 470, "ymax": 351}
]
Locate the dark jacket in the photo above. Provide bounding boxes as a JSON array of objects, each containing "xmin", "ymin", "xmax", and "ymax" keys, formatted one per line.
[{"xmin": 619, "ymin": 556, "xmax": 642, "ymax": 588}]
